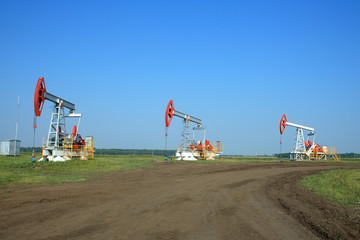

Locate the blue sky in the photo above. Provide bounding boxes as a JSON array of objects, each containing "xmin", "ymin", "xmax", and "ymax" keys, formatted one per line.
[{"xmin": 0, "ymin": 0, "xmax": 359, "ymax": 155}]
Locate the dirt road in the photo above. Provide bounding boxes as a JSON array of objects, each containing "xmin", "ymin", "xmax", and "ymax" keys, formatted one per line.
[{"xmin": 0, "ymin": 162, "xmax": 359, "ymax": 240}]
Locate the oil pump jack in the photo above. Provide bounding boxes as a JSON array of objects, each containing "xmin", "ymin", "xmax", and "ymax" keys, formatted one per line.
[
  {"xmin": 33, "ymin": 77, "xmax": 95, "ymax": 161},
  {"xmin": 165, "ymin": 100, "xmax": 222, "ymax": 160},
  {"xmin": 279, "ymin": 114, "xmax": 339, "ymax": 161}
]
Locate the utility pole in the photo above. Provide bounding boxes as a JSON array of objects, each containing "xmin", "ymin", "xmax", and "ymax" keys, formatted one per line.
[{"xmin": 14, "ymin": 96, "xmax": 20, "ymax": 156}]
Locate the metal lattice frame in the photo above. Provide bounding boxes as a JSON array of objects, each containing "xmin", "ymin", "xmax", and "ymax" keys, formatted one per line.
[
  {"xmin": 47, "ymin": 103, "xmax": 66, "ymax": 148},
  {"xmin": 290, "ymin": 128, "xmax": 316, "ymax": 161},
  {"xmin": 179, "ymin": 119, "xmax": 191, "ymax": 152},
  {"xmin": 291, "ymin": 128, "xmax": 305, "ymax": 160}
]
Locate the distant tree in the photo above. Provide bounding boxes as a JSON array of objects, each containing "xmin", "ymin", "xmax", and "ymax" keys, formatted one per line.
[
  {"xmin": 274, "ymin": 153, "xmax": 291, "ymax": 159},
  {"xmin": 94, "ymin": 148, "xmax": 176, "ymax": 156},
  {"xmin": 20, "ymin": 147, "xmax": 42, "ymax": 153}
]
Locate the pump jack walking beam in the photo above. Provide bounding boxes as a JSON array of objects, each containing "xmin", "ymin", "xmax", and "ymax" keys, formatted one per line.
[
  {"xmin": 34, "ymin": 77, "xmax": 76, "ymax": 117},
  {"xmin": 280, "ymin": 114, "xmax": 315, "ymax": 134},
  {"xmin": 165, "ymin": 100, "xmax": 202, "ymax": 127}
]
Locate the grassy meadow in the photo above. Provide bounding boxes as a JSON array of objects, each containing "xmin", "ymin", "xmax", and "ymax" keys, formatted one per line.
[
  {"xmin": 0, "ymin": 152, "xmax": 159, "ymax": 187},
  {"xmin": 301, "ymin": 169, "xmax": 360, "ymax": 208}
]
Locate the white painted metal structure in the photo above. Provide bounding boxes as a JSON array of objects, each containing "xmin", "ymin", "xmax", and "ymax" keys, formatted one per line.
[
  {"xmin": 34, "ymin": 78, "xmax": 83, "ymax": 162},
  {"xmin": 165, "ymin": 100, "xmax": 202, "ymax": 160},
  {"xmin": 174, "ymin": 111, "xmax": 202, "ymax": 160},
  {"xmin": 165, "ymin": 100, "xmax": 223, "ymax": 160},
  {"xmin": 0, "ymin": 140, "xmax": 21, "ymax": 156},
  {"xmin": 44, "ymin": 92, "xmax": 82, "ymax": 148},
  {"xmin": 280, "ymin": 114, "xmax": 340, "ymax": 161},
  {"xmin": 280, "ymin": 114, "xmax": 316, "ymax": 161},
  {"xmin": 174, "ymin": 110, "xmax": 202, "ymax": 154}
]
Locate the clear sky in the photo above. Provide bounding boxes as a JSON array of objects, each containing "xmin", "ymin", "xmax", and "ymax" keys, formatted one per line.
[{"xmin": 0, "ymin": 0, "xmax": 359, "ymax": 155}]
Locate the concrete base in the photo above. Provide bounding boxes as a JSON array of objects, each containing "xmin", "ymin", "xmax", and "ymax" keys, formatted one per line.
[
  {"xmin": 176, "ymin": 151, "xmax": 197, "ymax": 161},
  {"xmin": 38, "ymin": 155, "xmax": 71, "ymax": 162}
]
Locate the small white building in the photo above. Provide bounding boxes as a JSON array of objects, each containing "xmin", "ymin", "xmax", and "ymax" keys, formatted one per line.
[{"xmin": 0, "ymin": 140, "xmax": 21, "ymax": 156}]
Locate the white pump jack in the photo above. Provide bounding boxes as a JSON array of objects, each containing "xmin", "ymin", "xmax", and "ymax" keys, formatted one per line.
[
  {"xmin": 34, "ymin": 77, "xmax": 90, "ymax": 162},
  {"xmin": 280, "ymin": 114, "xmax": 340, "ymax": 161},
  {"xmin": 165, "ymin": 100, "xmax": 222, "ymax": 160},
  {"xmin": 280, "ymin": 114, "xmax": 318, "ymax": 160}
]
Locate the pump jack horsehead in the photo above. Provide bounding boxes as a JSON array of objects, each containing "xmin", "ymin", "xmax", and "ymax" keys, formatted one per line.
[
  {"xmin": 33, "ymin": 77, "xmax": 95, "ymax": 162},
  {"xmin": 279, "ymin": 114, "xmax": 339, "ymax": 161},
  {"xmin": 165, "ymin": 100, "xmax": 222, "ymax": 160}
]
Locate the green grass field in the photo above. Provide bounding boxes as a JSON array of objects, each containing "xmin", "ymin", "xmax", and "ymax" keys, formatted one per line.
[
  {"xmin": 301, "ymin": 169, "xmax": 360, "ymax": 208},
  {"xmin": 0, "ymin": 153, "xmax": 159, "ymax": 187}
]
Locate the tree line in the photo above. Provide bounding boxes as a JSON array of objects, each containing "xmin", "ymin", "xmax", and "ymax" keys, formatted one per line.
[
  {"xmin": 20, "ymin": 147, "xmax": 176, "ymax": 156},
  {"xmin": 95, "ymin": 148, "xmax": 176, "ymax": 156}
]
